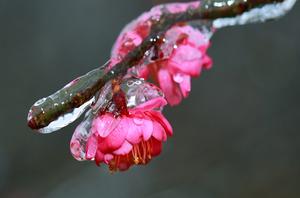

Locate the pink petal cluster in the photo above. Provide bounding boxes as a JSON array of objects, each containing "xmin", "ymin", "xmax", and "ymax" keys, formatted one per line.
[
  {"xmin": 110, "ymin": 2, "xmax": 212, "ymax": 105},
  {"xmin": 111, "ymin": 1, "xmax": 200, "ymax": 63},
  {"xmin": 151, "ymin": 26, "xmax": 212, "ymax": 105},
  {"xmin": 84, "ymin": 97, "xmax": 172, "ymax": 171}
]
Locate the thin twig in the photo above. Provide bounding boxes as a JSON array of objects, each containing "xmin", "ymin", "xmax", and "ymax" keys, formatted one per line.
[{"xmin": 28, "ymin": 0, "xmax": 286, "ymax": 130}]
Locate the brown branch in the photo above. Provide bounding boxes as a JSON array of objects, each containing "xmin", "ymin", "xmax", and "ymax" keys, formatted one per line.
[{"xmin": 28, "ymin": 0, "xmax": 287, "ymax": 130}]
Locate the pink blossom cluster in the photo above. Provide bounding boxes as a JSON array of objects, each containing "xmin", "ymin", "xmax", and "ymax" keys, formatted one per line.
[
  {"xmin": 71, "ymin": 2, "xmax": 213, "ymax": 172},
  {"xmin": 111, "ymin": 1, "xmax": 212, "ymax": 105},
  {"xmin": 71, "ymin": 94, "xmax": 173, "ymax": 171},
  {"xmin": 86, "ymin": 97, "xmax": 172, "ymax": 171}
]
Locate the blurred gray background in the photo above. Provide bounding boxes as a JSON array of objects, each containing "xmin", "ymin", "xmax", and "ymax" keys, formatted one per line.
[{"xmin": 0, "ymin": 0, "xmax": 299, "ymax": 197}]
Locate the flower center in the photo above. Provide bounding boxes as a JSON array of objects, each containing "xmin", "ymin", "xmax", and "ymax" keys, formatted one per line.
[{"xmin": 108, "ymin": 140, "xmax": 153, "ymax": 172}]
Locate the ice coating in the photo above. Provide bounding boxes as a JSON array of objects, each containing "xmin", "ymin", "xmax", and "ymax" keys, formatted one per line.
[
  {"xmin": 37, "ymin": 97, "xmax": 94, "ymax": 134},
  {"xmin": 70, "ymin": 111, "xmax": 94, "ymax": 161},
  {"xmin": 121, "ymin": 78, "xmax": 164, "ymax": 109},
  {"xmin": 110, "ymin": 2, "xmax": 214, "ymax": 106},
  {"xmin": 91, "ymin": 81, "xmax": 113, "ymax": 114},
  {"xmin": 110, "ymin": 1, "xmax": 201, "ymax": 64},
  {"xmin": 70, "ymin": 78, "xmax": 167, "ymax": 163},
  {"xmin": 213, "ymin": 0, "xmax": 297, "ymax": 28}
]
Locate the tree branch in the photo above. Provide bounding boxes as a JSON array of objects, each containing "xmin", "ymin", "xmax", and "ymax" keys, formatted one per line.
[{"xmin": 28, "ymin": 0, "xmax": 290, "ymax": 130}]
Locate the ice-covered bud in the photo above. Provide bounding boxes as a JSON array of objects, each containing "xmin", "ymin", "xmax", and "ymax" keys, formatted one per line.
[
  {"xmin": 111, "ymin": 2, "xmax": 212, "ymax": 106},
  {"xmin": 70, "ymin": 78, "xmax": 173, "ymax": 171},
  {"xmin": 110, "ymin": 1, "xmax": 201, "ymax": 64},
  {"xmin": 155, "ymin": 25, "xmax": 212, "ymax": 106}
]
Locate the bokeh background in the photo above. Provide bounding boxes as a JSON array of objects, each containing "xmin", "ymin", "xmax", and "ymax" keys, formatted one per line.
[{"xmin": 1, "ymin": 0, "xmax": 299, "ymax": 197}]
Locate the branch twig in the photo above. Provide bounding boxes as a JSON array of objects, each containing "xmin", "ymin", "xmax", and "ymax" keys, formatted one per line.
[{"xmin": 28, "ymin": 0, "xmax": 287, "ymax": 130}]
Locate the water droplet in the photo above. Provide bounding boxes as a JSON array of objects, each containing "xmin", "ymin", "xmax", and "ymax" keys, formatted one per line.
[
  {"xmin": 109, "ymin": 70, "xmax": 115, "ymax": 75},
  {"xmin": 144, "ymin": 50, "xmax": 150, "ymax": 57}
]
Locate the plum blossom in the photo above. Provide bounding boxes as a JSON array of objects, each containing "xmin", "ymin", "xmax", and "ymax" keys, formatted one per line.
[
  {"xmin": 70, "ymin": 78, "xmax": 173, "ymax": 171},
  {"xmin": 111, "ymin": 2, "xmax": 212, "ymax": 105},
  {"xmin": 86, "ymin": 97, "xmax": 172, "ymax": 171},
  {"xmin": 110, "ymin": 1, "xmax": 201, "ymax": 62},
  {"xmin": 26, "ymin": 0, "xmax": 296, "ymax": 176},
  {"xmin": 148, "ymin": 26, "xmax": 212, "ymax": 105}
]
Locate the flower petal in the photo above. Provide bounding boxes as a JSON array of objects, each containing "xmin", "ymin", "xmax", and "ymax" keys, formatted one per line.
[
  {"xmin": 169, "ymin": 45, "xmax": 202, "ymax": 76},
  {"xmin": 70, "ymin": 118, "xmax": 93, "ymax": 161},
  {"xmin": 98, "ymin": 117, "xmax": 128, "ymax": 151},
  {"xmin": 95, "ymin": 150, "xmax": 104, "ymax": 166},
  {"xmin": 158, "ymin": 68, "xmax": 182, "ymax": 106},
  {"xmin": 86, "ymin": 134, "xmax": 98, "ymax": 160},
  {"xmin": 152, "ymin": 121, "xmax": 166, "ymax": 141},
  {"xmin": 202, "ymin": 54, "xmax": 213, "ymax": 70},
  {"xmin": 178, "ymin": 74, "xmax": 191, "ymax": 98},
  {"xmin": 151, "ymin": 138, "xmax": 162, "ymax": 157},
  {"xmin": 148, "ymin": 111, "xmax": 173, "ymax": 136},
  {"xmin": 113, "ymin": 141, "xmax": 133, "ymax": 155},
  {"xmin": 92, "ymin": 114, "xmax": 120, "ymax": 138},
  {"xmin": 141, "ymin": 117, "xmax": 154, "ymax": 141},
  {"xmin": 70, "ymin": 139, "xmax": 82, "ymax": 161},
  {"xmin": 126, "ymin": 118, "xmax": 143, "ymax": 144},
  {"xmin": 104, "ymin": 154, "xmax": 114, "ymax": 164}
]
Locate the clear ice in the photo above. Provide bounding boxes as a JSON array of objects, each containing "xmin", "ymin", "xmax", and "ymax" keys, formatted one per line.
[
  {"xmin": 34, "ymin": 0, "xmax": 297, "ymax": 134},
  {"xmin": 91, "ymin": 81, "xmax": 113, "ymax": 114},
  {"xmin": 70, "ymin": 110, "xmax": 94, "ymax": 161},
  {"xmin": 37, "ymin": 97, "xmax": 95, "ymax": 134},
  {"xmin": 69, "ymin": 77, "xmax": 164, "ymax": 161},
  {"xmin": 213, "ymin": 0, "xmax": 297, "ymax": 28},
  {"xmin": 121, "ymin": 78, "xmax": 164, "ymax": 109}
]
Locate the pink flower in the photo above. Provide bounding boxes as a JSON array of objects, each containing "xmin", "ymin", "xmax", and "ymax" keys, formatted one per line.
[
  {"xmin": 111, "ymin": 2, "xmax": 200, "ymax": 63},
  {"xmin": 83, "ymin": 97, "xmax": 172, "ymax": 171},
  {"xmin": 150, "ymin": 26, "xmax": 212, "ymax": 105},
  {"xmin": 110, "ymin": 2, "xmax": 212, "ymax": 106}
]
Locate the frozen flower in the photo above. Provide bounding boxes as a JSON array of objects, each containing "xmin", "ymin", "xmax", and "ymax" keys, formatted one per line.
[
  {"xmin": 110, "ymin": 2, "xmax": 212, "ymax": 105},
  {"xmin": 152, "ymin": 25, "xmax": 212, "ymax": 105},
  {"xmin": 70, "ymin": 78, "xmax": 173, "ymax": 171},
  {"xmin": 86, "ymin": 97, "xmax": 172, "ymax": 171},
  {"xmin": 111, "ymin": 2, "xmax": 200, "ymax": 63}
]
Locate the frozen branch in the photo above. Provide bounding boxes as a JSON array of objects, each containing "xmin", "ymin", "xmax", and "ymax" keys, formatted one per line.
[{"xmin": 28, "ymin": 0, "xmax": 296, "ymax": 131}]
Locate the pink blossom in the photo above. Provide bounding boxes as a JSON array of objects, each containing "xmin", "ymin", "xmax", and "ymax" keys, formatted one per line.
[
  {"xmin": 152, "ymin": 26, "xmax": 212, "ymax": 105},
  {"xmin": 84, "ymin": 97, "xmax": 172, "ymax": 171},
  {"xmin": 110, "ymin": 1, "xmax": 200, "ymax": 63},
  {"xmin": 111, "ymin": 2, "xmax": 212, "ymax": 106}
]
